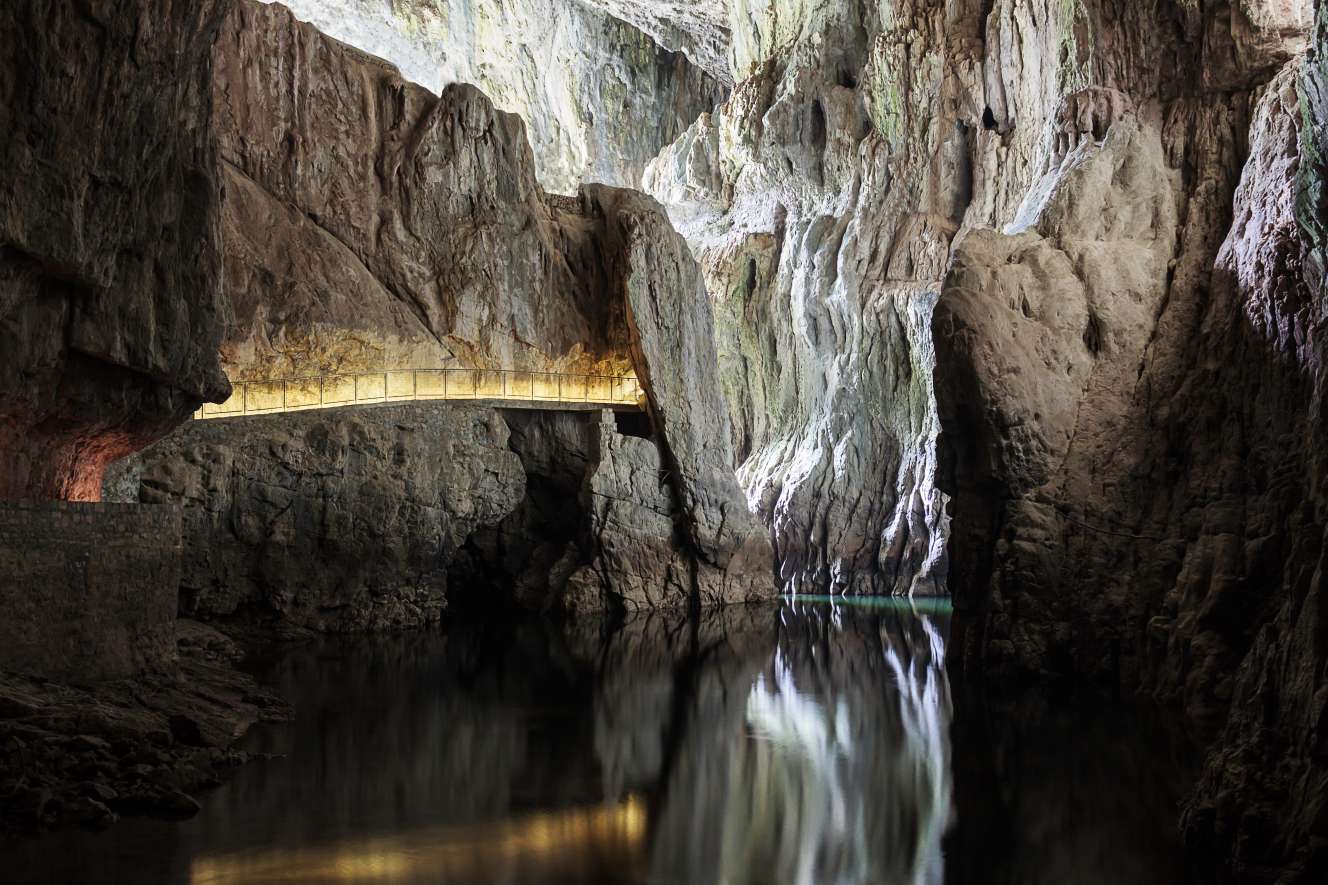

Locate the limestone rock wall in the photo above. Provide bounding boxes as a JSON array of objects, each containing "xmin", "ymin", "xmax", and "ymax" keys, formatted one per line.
[
  {"xmin": 587, "ymin": 185, "xmax": 773, "ymax": 602},
  {"xmin": 216, "ymin": 0, "xmax": 632, "ymax": 382},
  {"xmin": 252, "ymin": 0, "xmax": 724, "ymax": 195},
  {"xmin": 105, "ymin": 404, "xmax": 525, "ymax": 632},
  {"xmin": 644, "ymin": 0, "xmax": 975, "ymax": 596},
  {"xmin": 923, "ymin": 0, "xmax": 1323, "ymax": 877},
  {"xmin": 458, "ymin": 408, "xmax": 774, "ymax": 615},
  {"xmin": 0, "ymin": 0, "xmax": 235, "ymax": 500},
  {"xmin": 636, "ymin": 0, "xmax": 1320, "ymax": 874},
  {"xmin": 110, "ymin": 403, "xmax": 772, "ymax": 626},
  {"xmin": 210, "ymin": 2, "xmax": 774, "ymax": 611},
  {"xmin": 576, "ymin": 0, "xmax": 732, "ymax": 82}
]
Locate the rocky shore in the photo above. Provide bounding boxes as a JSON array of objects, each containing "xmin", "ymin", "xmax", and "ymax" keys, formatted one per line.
[{"xmin": 0, "ymin": 622, "xmax": 287, "ymax": 834}]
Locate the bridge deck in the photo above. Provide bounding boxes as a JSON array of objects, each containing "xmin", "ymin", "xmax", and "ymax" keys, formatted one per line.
[{"xmin": 194, "ymin": 368, "xmax": 645, "ymax": 420}]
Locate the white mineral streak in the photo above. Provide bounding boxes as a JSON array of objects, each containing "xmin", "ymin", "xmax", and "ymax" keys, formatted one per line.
[{"xmin": 259, "ymin": 0, "xmax": 722, "ymax": 194}]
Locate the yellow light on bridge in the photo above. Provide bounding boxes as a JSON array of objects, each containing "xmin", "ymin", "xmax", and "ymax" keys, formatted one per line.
[{"xmin": 194, "ymin": 368, "xmax": 646, "ymax": 420}]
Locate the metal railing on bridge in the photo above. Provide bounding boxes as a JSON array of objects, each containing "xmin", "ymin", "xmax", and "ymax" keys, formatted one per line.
[{"xmin": 194, "ymin": 368, "xmax": 646, "ymax": 420}]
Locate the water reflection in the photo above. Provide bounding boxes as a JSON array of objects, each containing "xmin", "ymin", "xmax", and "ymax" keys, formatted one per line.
[
  {"xmin": 190, "ymin": 796, "xmax": 647, "ymax": 884},
  {"xmin": 5, "ymin": 598, "xmax": 1185, "ymax": 884},
  {"xmin": 642, "ymin": 600, "xmax": 952, "ymax": 885}
]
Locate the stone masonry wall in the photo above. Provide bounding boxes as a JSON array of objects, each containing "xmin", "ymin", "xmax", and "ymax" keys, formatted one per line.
[{"xmin": 0, "ymin": 502, "xmax": 182, "ymax": 681}]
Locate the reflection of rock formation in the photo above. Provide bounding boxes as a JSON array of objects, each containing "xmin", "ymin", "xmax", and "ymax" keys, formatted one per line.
[
  {"xmin": 946, "ymin": 688, "xmax": 1191, "ymax": 885},
  {"xmin": 602, "ymin": 603, "xmax": 954, "ymax": 885},
  {"xmin": 15, "ymin": 603, "xmax": 1211, "ymax": 884}
]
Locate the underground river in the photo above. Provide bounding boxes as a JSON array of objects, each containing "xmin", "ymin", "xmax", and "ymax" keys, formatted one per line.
[{"xmin": 6, "ymin": 599, "xmax": 1192, "ymax": 884}]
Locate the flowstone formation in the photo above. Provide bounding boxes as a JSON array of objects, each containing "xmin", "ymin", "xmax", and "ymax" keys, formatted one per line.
[
  {"xmin": 0, "ymin": 0, "xmax": 235, "ymax": 500},
  {"xmin": 628, "ymin": 0, "xmax": 1321, "ymax": 877},
  {"xmin": 643, "ymin": 0, "xmax": 961, "ymax": 597},
  {"xmin": 253, "ymin": 0, "xmax": 724, "ymax": 195}
]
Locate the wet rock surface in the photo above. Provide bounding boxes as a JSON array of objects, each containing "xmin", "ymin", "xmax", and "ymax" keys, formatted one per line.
[
  {"xmin": 645, "ymin": 0, "xmax": 955, "ymax": 597},
  {"xmin": 0, "ymin": 622, "xmax": 286, "ymax": 835},
  {"xmin": 208, "ymin": 2, "xmax": 774, "ymax": 613},
  {"xmin": 0, "ymin": 0, "xmax": 235, "ymax": 500}
]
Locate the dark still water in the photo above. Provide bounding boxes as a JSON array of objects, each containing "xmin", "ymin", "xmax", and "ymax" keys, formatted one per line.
[{"xmin": 6, "ymin": 599, "xmax": 1190, "ymax": 884}]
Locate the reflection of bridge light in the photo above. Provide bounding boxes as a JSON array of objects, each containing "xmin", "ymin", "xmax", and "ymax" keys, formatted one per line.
[{"xmin": 189, "ymin": 795, "xmax": 646, "ymax": 883}]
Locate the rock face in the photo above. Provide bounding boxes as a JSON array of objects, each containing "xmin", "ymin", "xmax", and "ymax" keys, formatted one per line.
[
  {"xmin": 215, "ymin": 0, "xmax": 632, "ymax": 382},
  {"xmin": 208, "ymin": 1, "xmax": 774, "ymax": 613},
  {"xmin": 251, "ymin": 0, "xmax": 724, "ymax": 195},
  {"xmin": 0, "ymin": 0, "xmax": 234, "ymax": 500},
  {"xmin": 576, "ymin": 0, "xmax": 732, "ymax": 83},
  {"xmin": 935, "ymin": 113, "xmax": 1180, "ymax": 677},
  {"xmin": 110, "ymin": 401, "xmax": 771, "ymax": 627},
  {"xmin": 643, "ymin": 0, "xmax": 966, "ymax": 597},
  {"xmin": 588, "ymin": 185, "xmax": 773, "ymax": 604},
  {"xmin": 566, "ymin": 415, "xmax": 706, "ymax": 610},
  {"xmin": 106, "ymin": 404, "xmax": 525, "ymax": 632},
  {"xmin": 460, "ymin": 409, "xmax": 774, "ymax": 615},
  {"xmin": 634, "ymin": 0, "xmax": 1321, "ymax": 876},
  {"xmin": 924, "ymin": 0, "xmax": 1322, "ymax": 877}
]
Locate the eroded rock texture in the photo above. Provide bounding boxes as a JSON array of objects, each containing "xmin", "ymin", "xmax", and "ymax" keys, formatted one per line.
[
  {"xmin": 927, "ymin": 0, "xmax": 1323, "ymax": 877},
  {"xmin": 216, "ymin": 0, "xmax": 632, "ymax": 382},
  {"xmin": 589, "ymin": 185, "xmax": 773, "ymax": 604},
  {"xmin": 106, "ymin": 404, "xmax": 524, "ymax": 632},
  {"xmin": 0, "ymin": 502, "xmax": 183, "ymax": 681},
  {"xmin": 460, "ymin": 409, "xmax": 773, "ymax": 615},
  {"xmin": 252, "ymin": 0, "xmax": 724, "ymax": 195},
  {"xmin": 645, "ymin": 1, "xmax": 970, "ymax": 596},
  {"xmin": 210, "ymin": 2, "xmax": 774, "ymax": 614},
  {"xmin": 0, "ymin": 0, "xmax": 234, "ymax": 500},
  {"xmin": 630, "ymin": 0, "xmax": 1322, "ymax": 875},
  {"xmin": 577, "ymin": 0, "xmax": 731, "ymax": 82}
]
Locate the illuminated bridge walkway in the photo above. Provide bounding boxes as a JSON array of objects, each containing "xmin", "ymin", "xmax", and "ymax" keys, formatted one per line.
[{"xmin": 194, "ymin": 368, "xmax": 646, "ymax": 420}]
